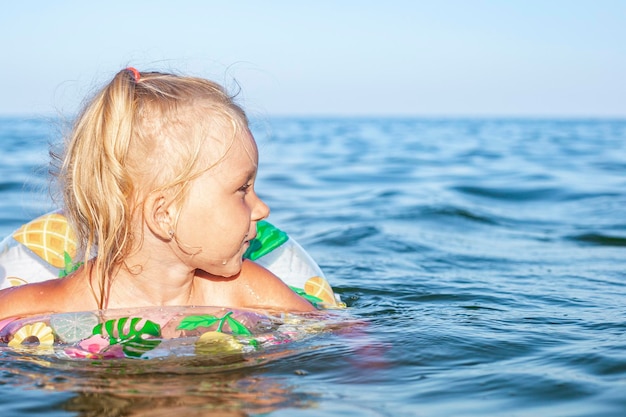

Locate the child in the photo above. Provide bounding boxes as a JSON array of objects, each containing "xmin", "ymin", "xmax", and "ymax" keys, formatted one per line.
[{"xmin": 0, "ymin": 67, "xmax": 314, "ymax": 320}]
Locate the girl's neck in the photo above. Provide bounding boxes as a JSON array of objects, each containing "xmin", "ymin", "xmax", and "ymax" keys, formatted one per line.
[{"xmin": 103, "ymin": 245, "xmax": 197, "ymax": 309}]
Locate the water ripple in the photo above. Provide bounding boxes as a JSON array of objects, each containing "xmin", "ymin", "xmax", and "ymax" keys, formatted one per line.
[{"xmin": 1, "ymin": 117, "xmax": 625, "ymax": 416}]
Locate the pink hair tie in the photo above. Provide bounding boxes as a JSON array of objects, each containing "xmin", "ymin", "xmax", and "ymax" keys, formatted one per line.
[{"xmin": 125, "ymin": 67, "xmax": 140, "ymax": 83}]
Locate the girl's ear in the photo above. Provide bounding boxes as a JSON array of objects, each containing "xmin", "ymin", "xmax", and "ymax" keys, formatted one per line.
[{"xmin": 143, "ymin": 192, "xmax": 177, "ymax": 240}]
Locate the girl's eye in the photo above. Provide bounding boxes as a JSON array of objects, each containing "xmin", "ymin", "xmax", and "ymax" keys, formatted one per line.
[{"xmin": 238, "ymin": 183, "xmax": 252, "ymax": 194}]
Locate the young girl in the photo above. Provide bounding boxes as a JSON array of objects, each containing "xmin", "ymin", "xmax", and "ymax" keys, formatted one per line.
[{"xmin": 0, "ymin": 68, "xmax": 314, "ymax": 320}]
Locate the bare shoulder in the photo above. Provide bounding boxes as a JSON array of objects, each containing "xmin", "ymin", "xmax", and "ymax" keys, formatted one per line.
[
  {"xmin": 0, "ymin": 273, "xmax": 94, "ymax": 320},
  {"xmin": 239, "ymin": 259, "xmax": 315, "ymax": 312},
  {"xmin": 0, "ymin": 280, "xmax": 60, "ymax": 320}
]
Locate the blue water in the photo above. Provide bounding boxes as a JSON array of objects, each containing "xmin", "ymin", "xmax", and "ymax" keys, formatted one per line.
[{"xmin": 1, "ymin": 116, "xmax": 625, "ymax": 416}]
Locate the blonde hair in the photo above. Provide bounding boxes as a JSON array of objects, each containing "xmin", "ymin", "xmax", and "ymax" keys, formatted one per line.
[{"xmin": 58, "ymin": 68, "xmax": 248, "ymax": 309}]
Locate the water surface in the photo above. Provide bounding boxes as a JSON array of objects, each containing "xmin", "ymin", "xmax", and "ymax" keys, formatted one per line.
[{"xmin": 1, "ymin": 116, "xmax": 625, "ymax": 416}]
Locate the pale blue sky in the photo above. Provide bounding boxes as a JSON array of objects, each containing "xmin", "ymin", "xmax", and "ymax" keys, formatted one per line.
[{"xmin": 1, "ymin": 1, "xmax": 624, "ymax": 117}]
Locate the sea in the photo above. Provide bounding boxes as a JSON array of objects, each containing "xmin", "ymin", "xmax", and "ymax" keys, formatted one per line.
[{"xmin": 0, "ymin": 116, "xmax": 624, "ymax": 416}]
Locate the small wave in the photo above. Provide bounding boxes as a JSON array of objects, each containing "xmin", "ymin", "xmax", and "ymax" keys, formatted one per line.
[
  {"xmin": 453, "ymin": 184, "xmax": 566, "ymax": 202},
  {"xmin": 383, "ymin": 204, "xmax": 503, "ymax": 227},
  {"xmin": 421, "ymin": 205, "xmax": 500, "ymax": 225},
  {"xmin": 311, "ymin": 225, "xmax": 381, "ymax": 247},
  {"xmin": 568, "ymin": 233, "xmax": 626, "ymax": 247},
  {"xmin": 0, "ymin": 181, "xmax": 27, "ymax": 193}
]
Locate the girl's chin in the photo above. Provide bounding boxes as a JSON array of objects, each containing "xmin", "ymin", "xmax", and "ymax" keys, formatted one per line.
[{"xmin": 211, "ymin": 258, "xmax": 245, "ymax": 278}]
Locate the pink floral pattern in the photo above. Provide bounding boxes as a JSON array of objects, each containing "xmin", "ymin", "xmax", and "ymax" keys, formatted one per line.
[{"xmin": 63, "ymin": 335, "xmax": 125, "ymax": 359}]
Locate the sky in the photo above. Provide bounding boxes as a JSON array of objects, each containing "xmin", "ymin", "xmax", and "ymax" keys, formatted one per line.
[{"xmin": 1, "ymin": 1, "xmax": 625, "ymax": 118}]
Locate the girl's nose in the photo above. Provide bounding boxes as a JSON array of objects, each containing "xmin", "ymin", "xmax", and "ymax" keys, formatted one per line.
[{"xmin": 252, "ymin": 193, "xmax": 270, "ymax": 221}]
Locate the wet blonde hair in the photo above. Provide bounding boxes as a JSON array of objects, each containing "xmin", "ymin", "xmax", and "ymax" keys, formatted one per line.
[{"xmin": 58, "ymin": 68, "xmax": 248, "ymax": 308}]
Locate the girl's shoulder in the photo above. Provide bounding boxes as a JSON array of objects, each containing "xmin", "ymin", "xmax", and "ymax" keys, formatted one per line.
[
  {"xmin": 237, "ymin": 259, "xmax": 316, "ymax": 312},
  {"xmin": 0, "ymin": 278, "xmax": 68, "ymax": 320}
]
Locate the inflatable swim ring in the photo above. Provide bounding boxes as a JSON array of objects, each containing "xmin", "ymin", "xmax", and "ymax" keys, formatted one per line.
[{"xmin": 0, "ymin": 212, "xmax": 344, "ymax": 359}]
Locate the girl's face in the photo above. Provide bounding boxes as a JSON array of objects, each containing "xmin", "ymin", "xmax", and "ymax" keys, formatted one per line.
[{"xmin": 173, "ymin": 129, "xmax": 269, "ymax": 276}]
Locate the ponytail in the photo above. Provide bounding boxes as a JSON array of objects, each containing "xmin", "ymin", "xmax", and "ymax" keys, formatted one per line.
[{"xmin": 62, "ymin": 68, "xmax": 139, "ymax": 308}]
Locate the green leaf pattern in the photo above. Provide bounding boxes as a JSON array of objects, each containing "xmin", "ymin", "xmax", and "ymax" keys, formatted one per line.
[
  {"xmin": 178, "ymin": 312, "xmax": 252, "ymax": 336},
  {"xmin": 92, "ymin": 317, "xmax": 162, "ymax": 358},
  {"xmin": 58, "ymin": 251, "xmax": 83, "ymax": 278},
  {"xmin": 177, "ymin": 312, "xmax": 258, "ymax": 349}
]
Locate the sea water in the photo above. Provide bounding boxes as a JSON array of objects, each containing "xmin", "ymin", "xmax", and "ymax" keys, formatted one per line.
[{"xmin": 0, "ymin": 116, "xmax": 625, "ymax": 416}]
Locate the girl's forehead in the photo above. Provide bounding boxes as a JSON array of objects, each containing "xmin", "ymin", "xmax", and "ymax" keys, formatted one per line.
[
  {"xmin": 227, "ymin": 128, "xmax": 257, "ymax": 160},
  {"xmin": 199, "ymin": 122, "xmax": 257, "ymax": 162},
  {"xmin": 240, "ymin": 129, "xmax": 259, "ymax": 160},
  {"xmin": 208, "ymin": 130, "xmax": 258, "ymax": 178}
]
